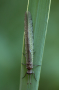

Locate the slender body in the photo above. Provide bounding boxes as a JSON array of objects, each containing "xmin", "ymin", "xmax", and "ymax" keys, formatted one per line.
[
  {"xmin": 24, "ymin": 11, "xmax": 33, "ymax": 70},
  {"xmin": 22, "ymin": 11, "xmax": 38, "ymax": 84}
]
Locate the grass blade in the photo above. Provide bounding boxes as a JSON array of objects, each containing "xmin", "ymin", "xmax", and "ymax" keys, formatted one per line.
[{"xmin": 19, "ymin": 0, "xmax": 51, "ymax": 90}]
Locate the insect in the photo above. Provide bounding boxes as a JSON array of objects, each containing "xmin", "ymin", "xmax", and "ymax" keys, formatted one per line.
[{"xmin": 22, "ymin": 11, "xmax": 40, "ymax": 84}]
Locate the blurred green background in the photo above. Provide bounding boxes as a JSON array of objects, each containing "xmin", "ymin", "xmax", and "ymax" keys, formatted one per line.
[{"xmin": 0, "ymin": 0, "xmax": 59, "ymax": 90}]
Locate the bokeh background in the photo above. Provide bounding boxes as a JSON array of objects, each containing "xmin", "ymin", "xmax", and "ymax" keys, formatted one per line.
[{"xmin": 0, "ymin": 0, "xmax": 59, "ymax": 90}]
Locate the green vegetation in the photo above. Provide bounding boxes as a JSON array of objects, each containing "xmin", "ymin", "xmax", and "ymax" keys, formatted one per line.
[
  {"xmin": 0, "ymin": 0, "xmax": 59, "ymax": 90},
  {"xmin": 20, "ymin": 0, "xmax": 51, "ymax": 90}
]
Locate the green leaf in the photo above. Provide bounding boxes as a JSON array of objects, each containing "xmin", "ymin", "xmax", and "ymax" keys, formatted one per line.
[{"xmin": 19, "ymin": 0, "xmax": 51, "ymax": 90}]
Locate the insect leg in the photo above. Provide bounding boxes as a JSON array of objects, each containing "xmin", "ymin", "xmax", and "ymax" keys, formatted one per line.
[
  {"xmin": 33, "ymin": 64, "xmax": 41, "ymax": 67},
  {"xmin": 22, "ymin": 72, "xmax": 27, "ymax": 79},
  {"xmin": 27, "ymin": 75, "xmax": 29, "ymax": 84},
  {"xmin": 33, "ymin": 51, "xmax": 36, "ymax": 55},
  {"xmin": 23, "ymin": 53, "xmax": 26, "ymax": 57},
  {"xmin": 30, "ymin": 75, "xmax": 31, "ymax": 84},
  {"xmin": 33, "ymin": 72, "xmax": 37, "ymax": 81},
  {"xmin": 22, "ymin": 63, "xmax": 26, "ymax": 65}
]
